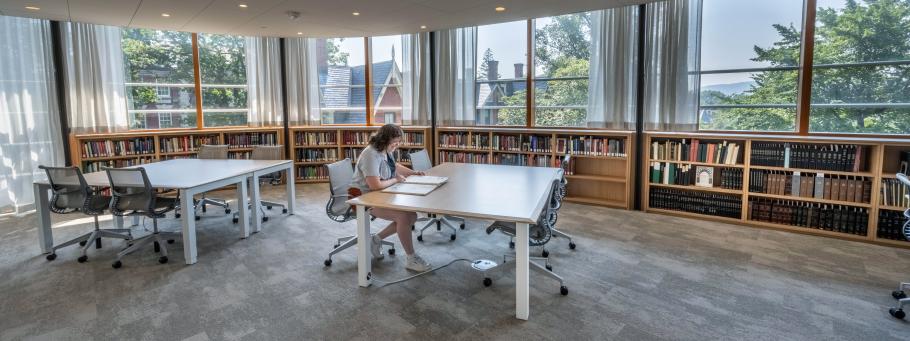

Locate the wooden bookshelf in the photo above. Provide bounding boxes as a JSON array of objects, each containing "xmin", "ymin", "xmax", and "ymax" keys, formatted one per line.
[
  {"xmin": 436, "ymin": 127, "xmax": 633, "ymax": 209},
  {"xmin": 70, "ymin": 127, "xmax": 283, "ymax": 173},
  {"xmin": 288, "ymin": 126, "xmax": 431, "ymax": 183},
  {"xmin": 643, "ymin": 132, "xmax": 910, "ymax": 249}
]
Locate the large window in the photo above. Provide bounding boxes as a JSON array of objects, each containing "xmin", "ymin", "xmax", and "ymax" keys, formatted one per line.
[
  {"xmin": 314, "ymin": 37, "xmax": 367, "ymax": 124},
  {"xmin": 809, "ymin": 0, "xmax": 910, "ymax": 134},
  {"xmin": 370, "ymin": 35, "xmax": 404, "ymax": 124},
  {"xmin": 697, "ymin": 0, "xmax": 804, "ymax": 132},
  {"xmin": 533, "ymin": 13, "xmax": 592, "ymax": 127},
  {"xmin": 199, "ymin": 34, "xmax": 248, "ymax": 127},
  {"xmin": 122, "ymin": 29, "xmax": 197, "ymax": 129},
  {"xmin": 476, "ymin": 20, "xmax": 528, "ymax": 126}
]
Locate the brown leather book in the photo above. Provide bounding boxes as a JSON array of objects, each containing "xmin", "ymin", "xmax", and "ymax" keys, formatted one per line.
[
  {"xmin": 854, "ymin": 179, "xmax": 864, "ymax": 203},
  {"xmin": 768, "ymin": 174, "xmax": 777, "ymax": 194},
  {"xmin": 846, "ymin": 178, "xmax": 856, "ymax": 203},
  {"xmin": 823, "ymin": 177, "xmax": 832, "ymax": 200},
  {"xmin": 831, "ymin": 177, "xmax": 842, "ymax": 201}
]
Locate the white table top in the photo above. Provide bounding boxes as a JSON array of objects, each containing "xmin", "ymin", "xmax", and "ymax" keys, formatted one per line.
[
  {"xmin": 347, "ymin": 163, "xmax": 561, "ymax": 224},
  {"xmin": 37, "ymin": 159, "xmax": 291, "ymax": 189}
]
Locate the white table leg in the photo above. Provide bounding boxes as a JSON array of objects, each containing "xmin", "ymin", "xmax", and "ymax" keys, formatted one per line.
[
  {"xmin": 34, "ymin": 183, "xmax": 52, "ymax": 254},
  {"xmin": 515, "ymin": 222, "xmax": 530, "ymax": 320},
  {"xmin": 250, "ymin": 176, "xmax": 261, "ymax": 233},
  {"xmin": 356, "ymin": 205, "xmax": 372, "ymax": 287},
  {"xmin": 285, "ymin": 165, "xmax": 296, "ymax": 214},
  {"xmin": 237, "ymin": 179, "xmax": 250, "ymax": 238},
  {"xmin": 113, "ymin": 215, "xmax": 124, "ymax": 229},
  {"xmin": 180, "ymin": 189, "xmax": 198, "ymax": 264}
]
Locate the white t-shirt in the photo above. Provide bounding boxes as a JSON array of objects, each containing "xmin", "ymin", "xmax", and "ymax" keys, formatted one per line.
[{"xmin": 350, "ymin": 145, "xmax": 395, "ymax": 193}]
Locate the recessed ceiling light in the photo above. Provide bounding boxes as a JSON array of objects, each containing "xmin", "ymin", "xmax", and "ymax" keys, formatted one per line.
[
  {"xmin": 25, "ymin": 6, "xmax": 40, "ymax": 11},
  {"xmin": 161, "ymin": 13, "xmax": 171, "ymax": 17},
  {"xmin": 352, "ymin": 12, "xmax": 360, "ymax": 16},
  {"xmin": 420, "ymin": 25, "xmax": 427, "ymax": 29},
  {"xmin": 238, "ymin": 4, "xmax": 248, "ymax": 8},
  {"xmin": 297, "ymin": 32, "xmax": 303, "ymax": 35},
  {"xmin": 495, "ymin": 6, "xmax": 506, "ymax": 12}
]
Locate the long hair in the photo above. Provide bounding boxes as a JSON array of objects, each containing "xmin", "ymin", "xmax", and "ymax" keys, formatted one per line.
[{"xmin": 369, "ymin": 124, "xmax": 403, "ymax": 152}]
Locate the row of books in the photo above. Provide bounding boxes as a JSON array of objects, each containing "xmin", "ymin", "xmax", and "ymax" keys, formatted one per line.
[
  {"xmin": 877, "ymin": 210, "xmax": 909, "ymax": 241},
  {"xmin": 748, "ymin": 198, "xmax": 868, "ymax": 236},
  {"xmin": 295, "ymin": 132, "xmax": 337, "ymax": 146},
  {"xmin": 228, "ymin": 151, "xmax": 251, "ymax": 159},
  {"xmin": 225, "ymin": 133, "xmax": 278, "ymax": 148},
  {"xmin": 438, "ymin": 151, "xmax": 489, "ymax": 164},
  {"xmin": 559, "ymin": 156, "xmax": 575, "ymax": 175},
  {"xmin": 159, "ymin": 135, "xmax": 218, "ymax": 153},
  {"xmin": 161, "ymin": 154, "xmax": 195, "ymax": 161},
  {"xmin": 81, "ymin": 138, "xmax": 155, "ymax": 158},
  {"xmin": 297, "ymin": 166, "xmax": 329, "ymax": 180},
  {"xmin": 296, "ymin": 148, "xmax": 339, "ymax": 162},
  {"xmin": 649, "ymin": 188, "xmax": 741, "ymax": 219},
  {"xmin": 750, "ymin": 142, "xmax": 868, "ymax": 172},
  {"xmin": 557, "ymin": 136, "xmax": 626, "ymax": 157},
  {"xmin": 491, "ymin": 135, "xmax": 551, "ymax": 152},
  {"xmin": 401, "ymin": 132, "xmax": 425, "ymax": 146},
  {"xmin": 82, "ymin": 157, "xmax": 154, "ymax": 173},
  {"xmin": 649, "ymin": 163, "xmax": 742, "ymax": 189},
  {"xmin": 491, "ymin": 154, "xmax": 552, "ymax": 167},
  {"xmin": 650, "ymin": 139, "xmax": 741, "ymax": 165},
  {"xmin": 342, "ymin": 131, "xmax": 373, "ymax": 145},
  {"xmin": 439, "ymin": 133, "xmax": 473, "ymax": 149},
  {"xmin": 881, "ymin": 178, "xmax": 910, "ymax": 207},
  {"xmin": 748, "ymin": 170, "xmax": 871, "ymax": 203}
]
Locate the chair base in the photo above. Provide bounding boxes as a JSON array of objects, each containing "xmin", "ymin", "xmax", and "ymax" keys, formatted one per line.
[
  {"xmin": 324, "ymin": 235, "xmax": 395, "ymax": 266},
  {"xmin": 232, "ymin": 200, "xmax": 288, "ymax": 224},
  {"xmin": 417, "ymin": 214, "xmax": 460, "ymax": 241},
  {"xmin": 478, "ymin": 253, "xmax": 567, "ymax": 295},
  {"xmin": 112, "ymin": 217, "xmax": 180, "ymax": 268},
  {"xmin": 45, "ymin": 216, "xmax": 132, "ymax": 262}
]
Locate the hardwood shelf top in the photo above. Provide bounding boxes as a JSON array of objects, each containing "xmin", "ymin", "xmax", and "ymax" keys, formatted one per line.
[
  {"xmin": 438, "ymin": 146, "xmax": 491, "ymax": 153},
  {"xmin": 436, "ymin": 126, "xmax": 633, "ymax": 136},
  {"xmin": 294, "ymin": 144, "xmax": 340, "ymax": 148},
  {"xmin": 289, "ymin": 125, "xmax": 430, "ymax": 131},
  {"xmin": 646, "ymin": 131, "xmax": 907, "ymax": 144},
  {"xmin": 294, "ymin": 160, "xmax": 337, "ymax": 165},
  {"xmin": 746, "ymin": 219, "xmax": 872, "ymax": 241},
  {"xmin": 649, "ymin": 159, "xmax": 744, "ymax": 168},
  {"xmin": 748, "ymin": 165, "xmax": 874, "ymax": 177},
  {"xmin": 563, "ymin": 196, "xmax": 627, "ymax": 208},
  {"xmin": 565, "ymin": 153, "xmax": 627, "ymax": 160},
  {"xmin": 747, "ymin": 192, "xmax": 872, "ymax": 207},
  {"xmin": 566, "ymin": 174, "xmax": 626, "ymax": 183},
  {"xmin": 645, "ymin": 207, "xmax": 744, "ymax": 224},
  {"xmin": 649, "ymin": 183, "xmax": 743, "ymax": 194},
  {"xmin": 882, "ymin": 174, "xmax": 899, "ymax": 179},
  {"xmin": 871, "ymin": 238, "xmax": 910, "ymax": 248},
  {"xmin": 159, "ymin": 151, "xmax": 198, "ymax": 156},
  {"xmin": 491, "ymin": 149, "xmax": 554, "ymax": 156},
  {"xmin": 81, "ymin": 154, "xmax": 156, "ymax": 161},
  {"xmin": 879, "ymin": 205, "xmax": 909, "ymax": 211}
]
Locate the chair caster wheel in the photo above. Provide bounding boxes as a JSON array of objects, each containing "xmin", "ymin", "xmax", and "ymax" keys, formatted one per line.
[
  {"xmin": 46, "ymin": 253, "xmax": 57, "ymax": 261},
  {"xmin": 893, "ymin": 290, "xmax": 907, "ymax": 300},
  {"xmin": 112, "ymin": 261, "xmax": 122, "ymax": 269},
  {"xmin": 154, "ymin": 242, "xmax": 160, "ymax": 253},
  {"xmin": 267, "ymin": 206, "xmax": 273, "ymax": 210},
  {"xmin": 195, "ymin": 216, "xmax": 201, "ymax": 221},
  {"xmin": 560, "ymin": 286, "xmax": 569, "ymax": 296},
  {"xmin": 483, "ymin": 277, "xmax": 492, "ymax": 287},
  {"xmin": 225, "ymin": 209, "xmax": 232, "ymax": 214},
  {"xmin": 460, "ymin": 223, "xmax": 465, "ymax": 230},
  {"xmin": 158, "ymin": 256, "xmax": 168, "ymax": 264},
  {"xmin": 79, "ymin": 240, "xmax": 87, "ymax": 247},
  {"xmin": 167, "ymin": 239, "xmax": 175, "ymax": 244},
  {"xmin": 282, "ymin": 208, "xmax": 288, "ymax": 214},
  {"xmin": 411, "ymin": 224, "xmax": 415, "ymax": 231},
  {"xmin": 77, "ymin": 255, "xmax": 88, "ymax": 263},
  {"xmin": 262, "ymin": 217, "xmax": 269, "ymax": 222},
  {"xmin": 450, "ymin": 234, "xmax": 456, "ymax": 241},
  {"xmin": 232, "ymin": 218, "xmax": 239, "ymax": 224},
  {"xmin": 509, "ymin": 241, "xmax": 515, "ymax": 249},
  {"xmin": 542, "ymin": 250, "xmax": 549, "ymax": 258},
  {"xmin": 417, "ymin": 235, "xmax": 424, "ymax": 242},
  {"xmin": 890, "ymin": 308, "xmax": 906, "ymax": 319},
  {"xmin": 175, "ymin": 213, "xmax": 181, "ymax": 218},
  {"xmin": 569, "ymin": 242, "xmax": 577, "ymax": 250},
  {"xmin": 324, "ymin": 259, "xmax": 332, "ymax": 266},
  {"xmin": 546, "ymin": 264, "xmax": 553, "ymax": 271},
  {"xmin": 388, "ymin": 248, "xmax": 395, "ymax": 255}
]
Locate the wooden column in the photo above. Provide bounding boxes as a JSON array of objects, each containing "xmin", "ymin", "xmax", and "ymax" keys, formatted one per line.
[
  {"xmin": 796, "ymin": 0, "xmax": 817, "ymax": 135},
  {"xmin": 191, "ymin": 33, "xmax": 204, "ymax": 129}
]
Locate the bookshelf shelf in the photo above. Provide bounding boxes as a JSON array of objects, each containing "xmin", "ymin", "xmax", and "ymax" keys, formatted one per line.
[
  {"xmin": 749, "ymin": 165, "xmax": 874, "ymax": 177},
  {"xmin": 564, "ymin": 196, "xmax": 626, "ymax": 209},
  {"xmin": 646, "ymin": 207, "xmax": 744, "ymax": 225},
  {"xmin": 158, "ymin": 151, "xmax": 197, "ymax": 156},
  {"xmin": 747, "ymin": 192, "xmax": 872, "ymax": 208},
  {"xmin": 81, "ymin": 154, "xmax": 156, "ymax": 161},
  {"xmin": 880, "ymin": 205, "xmax": 909, "ymax": 211},
  {"xmin": 650, "ymin": 159, "xmax": 744, "ymax": 168},
  {"xmin": 560, "ymin": 154, "xmax": 627, "ymax": 160},
  {"xmin": 295, "ymin": 145, "xmax": 340, "ymax": 148},
  {"xmin": 294, "ymin": 160, "xmax": 338, "ymax": 165},
  {"xmin": 747, "ymin": 220, "xmax": 871, "ymax": 241},
  {"xmin": 651, "ymin": 183, "xmax": 742, "ymax": 195},
  {"xmin": 566, "ymin": 174, "xmax": 626, "ymax": 183}
]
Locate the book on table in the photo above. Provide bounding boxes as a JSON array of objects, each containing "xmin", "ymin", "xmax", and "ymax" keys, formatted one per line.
[
  {"xmin": 403, "ymin": 175, "xmax": 448, "ymax": 185},
  {"xmin": 381, "ymin": 183, "xmax": 441, "ymax": 196}
]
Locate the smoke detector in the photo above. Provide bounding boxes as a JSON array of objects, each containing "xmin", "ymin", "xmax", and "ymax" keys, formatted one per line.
[{"xmin": 286, "ymin": 11, "xmax": 301, "ymax": 20}]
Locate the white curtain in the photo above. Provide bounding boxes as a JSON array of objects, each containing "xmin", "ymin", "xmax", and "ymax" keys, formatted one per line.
[
  {"xmin": 587, "ymin": 7, "xmax": 640, "ymax": 130},
  {"xmin": 401, "ymin": 32, "xmax": 431, "ymax": 126},
  {"xmin": 285, "ymin": 38, "xmax": 321, "ymax": 126},
  {"xmin": 0, "ymin": 15, "xmax": 64, "ymax": 214},
  {"xmin": 435, "ymin": 27, "xmax": 477, "ymax": 126},
  {"xmin": 245, "ymin": 36, "xmax": 284, "ymax": 127},
  {"xmin": 61, "ymin": 22, "xmax": 129, "ymax": 133},
  {"xmin": 642, "ymin": 0, "xmax": 702, "ymax": 131}
]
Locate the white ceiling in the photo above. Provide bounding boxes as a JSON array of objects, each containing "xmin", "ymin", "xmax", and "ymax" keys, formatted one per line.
[{"xmin": 0, "ymin": 0, "xmax": 654, "ymax": 38}]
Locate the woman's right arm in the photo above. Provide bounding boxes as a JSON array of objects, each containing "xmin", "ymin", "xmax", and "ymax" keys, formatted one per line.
[{"xmin": 365, "ymin": 174, "xmax": 406, "ymax": 191}]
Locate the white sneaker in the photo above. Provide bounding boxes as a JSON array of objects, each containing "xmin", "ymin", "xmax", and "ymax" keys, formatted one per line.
[
  {"xmin": 371, "ymin": 234, "xmax": 384, "ymax": 259},
  {"xmin": 405, "ymin": 254, "xmax": 432, "ymax": 272}
]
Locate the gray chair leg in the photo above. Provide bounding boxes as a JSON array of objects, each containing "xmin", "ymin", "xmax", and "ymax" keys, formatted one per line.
[
  {"xmin": 324, "ymin": 235, "xmax": 396, "ymax": 266},
  {"xmin": 112, "ymin": 219, "xmax": 180, "ymax": 268}
]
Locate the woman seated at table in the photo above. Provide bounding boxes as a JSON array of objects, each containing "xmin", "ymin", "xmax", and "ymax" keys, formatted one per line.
[{"xmin": 350, "ymin": 123, "xmax": 431, "ymax": 272}]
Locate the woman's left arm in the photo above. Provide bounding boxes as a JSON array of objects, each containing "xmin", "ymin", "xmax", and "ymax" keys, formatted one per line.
[{"xmin": 395, "ymin": 163, "xmax": 424, "ymax": 176}]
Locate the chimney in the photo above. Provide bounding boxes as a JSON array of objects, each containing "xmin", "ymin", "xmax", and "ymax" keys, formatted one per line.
[
  {"xmin": 487, "ymin": 60, "xmax": 499, "ymax": 80},
  {"xmin": 514, "ymin": 63, "xmax": 524, "ymax": 78}
]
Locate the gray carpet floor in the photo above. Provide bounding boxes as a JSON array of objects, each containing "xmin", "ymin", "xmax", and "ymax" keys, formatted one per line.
[{"xmin": 2, "ymin": 183, "xmax": 910, "ymax": 340}]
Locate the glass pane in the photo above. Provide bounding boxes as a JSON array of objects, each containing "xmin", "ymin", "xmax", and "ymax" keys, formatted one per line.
[
  {"xmin": 370, "ymin": 35, "xmax": 404, "ymax": 124},
  {"xmin": 533, "ymin": 79, "xmax": 587, "ymax": 127},
  {"xmin": 699, "ymin": 71, "xmax": 798, "ymax": 131},
  {"xmin": 533, "ymin": 12, "xmax": 592, "ymax": 127},
  {"xmin": 199, "ymin": 33, "xmax": 248, "ymax": 127},
  {"xmin": 810, "ymin": 0, "xmax": 910, "ymax": 134},
  {"xmin": 476, "ymin": 20, "xmax": 527, "ymax": 126},
  {"xmin": 314, "ymin": 37, "xmax": 367, "ymax": 125},
  {"xmin": 121, "ymin": 28, "xmax": 195, "ymax": 129},
  {"xmin": 701, "ymin": 0, "xmax": 804, "ymax": 70}
]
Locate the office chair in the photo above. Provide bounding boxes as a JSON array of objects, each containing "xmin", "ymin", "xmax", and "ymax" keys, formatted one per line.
[
  {"xmin": 889, "ymin": 172, "xmax": 910, "ymax": 319},
  {"xmin": 484, "ymin": 178, "xmax": 568, "ymax": 295},
  {"xmin": 104, "ymin": 167, "xmax": 180, "ymax": 268},
  {"xmin": 550, "ymin": 154, "xmax": 576, "ymax": 250},
  {"xmin": 323, "ymin": 158, "xmax": 395, "ymax": 266},
  {"xmin": 408, "ymin": 149, "xmax": 464, "ymax": 242},
  {"xmin": 39, "ymin": 166, "xmax": 132, "ymax": 263},
  {"xmin": 232, "ymin": 145, "xmax": 288, "ymax": 224},
  {"xmin": 174, "ymin": 144, "xmax": 231, "ymax": 220}
]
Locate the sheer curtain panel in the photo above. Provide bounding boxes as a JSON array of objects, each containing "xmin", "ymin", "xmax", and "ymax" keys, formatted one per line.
[
  {"xmin": 0, "ymin": 16, "xmax": 64, "ymax": 214},
  {"xmin": 285, "ymin": 38, "xmax": 321, "ymax": 126},
  {"xmin": 434, "ymin": 27, "xmax": 477, "ymax": 126},
  {"xmin": 245, "ymin": 37, "xmax": 284, "ymax": 126},
  {"xmin": 642, "ymin": 0, "xmax": 702, "ymax": 131},
  {"xmin": 587, "ymin": 7, "xmax": 640, "ymax": 130},
  {"xmin": 62, "ymin": 22, "xmax": 129, "ymax": 133},
  {"xmin": 401, "ymin": 33, "xmax": 431, "ymax": 126}
]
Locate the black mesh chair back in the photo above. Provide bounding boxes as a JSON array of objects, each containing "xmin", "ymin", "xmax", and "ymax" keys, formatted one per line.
[
  {"xmin": 198, "ymin": 144, "xmax": 229, "ymax": 159},
  {"xmin": 325, "ymin": 159, "xmax": 355, "ymax": 222},
  {"xmin": 39, "ymin": 166, "xmax": 90, "ymax": 214},
  {"xmin": 487, "ymin": 178, "xmax": 561, "ymax": 247},
  {"xmin": 103, "ymin": 167, "xmax": 161, "ymax": 217}
]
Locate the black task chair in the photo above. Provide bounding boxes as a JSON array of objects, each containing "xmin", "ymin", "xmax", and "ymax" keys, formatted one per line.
[
  {"xmin": 323, "ymin": 158, "xmax": 395, "ymax": 266},
  {"xmin": 39, "ymin": 166, "xmax": 132, "ymax": 262},
  {"xmin": 550, "ymin": 154, "xmax": 576, "ymax": 250},
  {"xmin": 232, "ymin": 145, "xmax": 288, "ymax": 224},
  {"xmin": 485, "ymin": 178, "xmax": 568, "ymax": 295},
  {"xmin": 104, "ymin": 167, "xmax": 180, "ymax": 268},
  {"xmin": 889, "ymin": 172, "xmax": 910, "ymax": 319}
]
